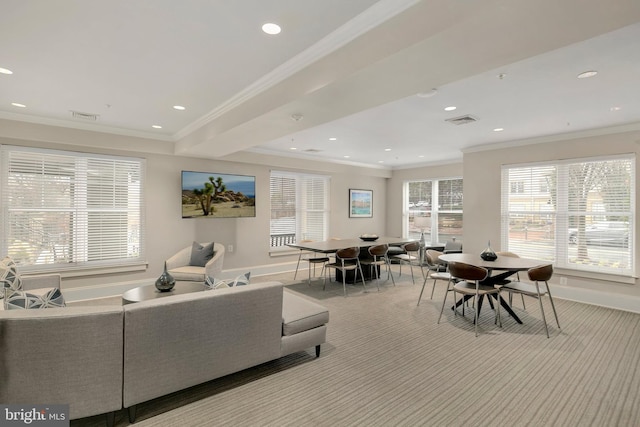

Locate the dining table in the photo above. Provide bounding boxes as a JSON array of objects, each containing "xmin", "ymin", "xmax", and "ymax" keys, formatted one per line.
[
  {"xmin": 287, "ymin": 236, "xmax": 418, "ymax": 282},
  {"xmin": 438, "ymin": 252, "xmax": 546, "ymax": 324}
]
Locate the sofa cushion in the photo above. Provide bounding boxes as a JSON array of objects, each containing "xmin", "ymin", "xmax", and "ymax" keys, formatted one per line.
[
  {"xmin": 205, "ymin": 272, "xmax": 251, "ymax": 290},
  {"xmin": 282, "ymin": 291, "xmax": 329, "ymax": 336},
  {"xmin": 0, "ymin": 256, "xmax": 22, "ymax": 299},
  {"xmin": 167, "ymin": 266, "xmax": 205, "ymax": 282},
  {"xmin": 189, "ymin": 241, "xmax": 215, "ymax": 267},
  {"xmin": 4, "ymin": 288, "xmax": 66, "ymax": 310}
]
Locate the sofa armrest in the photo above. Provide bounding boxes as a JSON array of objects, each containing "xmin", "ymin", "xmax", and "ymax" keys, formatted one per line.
[{"xmin": 20, "ymin": 273, "xmax": 61, "ymax": 291}]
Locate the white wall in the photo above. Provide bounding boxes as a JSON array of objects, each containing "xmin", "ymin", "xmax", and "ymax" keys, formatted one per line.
[
  {"xmin": 385, "ymin": 128, "xmax": 640, "ymax": 312},
  {"xmin": 0, "ymin": 123, "xmax": 390, "ymax": 291}
]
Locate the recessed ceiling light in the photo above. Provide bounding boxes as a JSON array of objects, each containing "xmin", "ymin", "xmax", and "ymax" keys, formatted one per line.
[
  {"xmin": 493, "ymin": 128, "xmax": 504, "ymax": 132},
  {"xmin": 262, "ymin": 23, "xmax": 281, "ymax": 35},
  {"xmin": 444, "ymin": 106, "xmax": 457, "ymax": 111},
  {"xmin": 344, "ymin": 155, "xmax": 350, "ymax": 159},
  {"xmin": 418, "ymin": 155, "xmax": 424, "ymax": 158},
  {"xmin": 378, "ymin": 160, "xmax": 384, "ymax": 163},
  {"xmin": 610, "ymin": 106, "xmax": 622, "ymax": 112},
  {"xmin": 0, "ymin": 67, "xmax": 13, "ymax": 75},
  {"xmin": 384, "ymin": 148, "xmax": 391, "ymax": 152},
  {"xmin": 290, "ymin": 147, "xmax": 297, "ymax": 150},
  {"xmin": 577, "ymin": 70, "xmax": 598, "ymax": 79},
  {"xmin": 173, "ymin": 105, "xmax": 186, "ymax": 110},
  {"xmin": 11, "ymin": 102, "xmax": 26, "ymax": 108},
  {"xmin": 152, "ymin": 125, "xmax": 162, "ymax": 129},
  {"xmin": 417, "ymin": 88, "xmax": 438, "ymax": 98},
  {"xmin": 329, "ymin": 137, "xmax": 337, "ymax": 141}
]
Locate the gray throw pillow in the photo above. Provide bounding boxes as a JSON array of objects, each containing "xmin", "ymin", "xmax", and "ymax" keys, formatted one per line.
[{"xmin": 189, "ymin": 242, "xmax": 215, "ymax": 267}]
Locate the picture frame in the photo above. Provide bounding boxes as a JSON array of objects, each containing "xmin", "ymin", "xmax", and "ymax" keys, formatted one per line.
[{"xmin": 349, "ymin": 189, "xmax": 373, "ymax": 218}]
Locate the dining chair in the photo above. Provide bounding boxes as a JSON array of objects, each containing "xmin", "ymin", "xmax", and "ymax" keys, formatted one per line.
[
  {"xmin": 360, "ymin": 244, "xmax": 395, "ymax": 290},
  {"xmin": 417, "ymin": 249, "xmax": 452, "ymax": 305},
  {"xmin": 439, "ymin": 261, "xmax": 501, "ymax": 337},
  {"xmin": 499, "ymin": 264, "xmax": 560, "ymax": 338},
  {"xmin": 293, "ymin": 240, "xmax": 330, "ymax": 284},
  {"xmin": 495, "ymin": 251, "xmax": 526, "ymax": 309},
  {"xmin": 443, "ymin": 239, "xmax": 463, "ymax": 254},
  {"xmin": 324, "ymin": 247, "xmax": 367, "ymax": 297},
  {"xmin": 391, "ymin": 241, "xmax": 423, "ymax": 284}
]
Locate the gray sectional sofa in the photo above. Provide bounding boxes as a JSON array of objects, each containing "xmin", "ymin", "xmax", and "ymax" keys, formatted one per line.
[{"xmin": 0, "ymin": 280, "xmax": 329, "ymax": 426}]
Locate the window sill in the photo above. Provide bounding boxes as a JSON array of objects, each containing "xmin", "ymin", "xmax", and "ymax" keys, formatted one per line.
[
  {"xmin": 554, "ymin": 267, "xmax": 636, "ymax": 285},
  {"xmin": 269, "ymin": 247, "xmax": 299, "ymax": 257},
  {"xmin": 21, "ymin": 262, "xmax": 148, "ymax": 278}
]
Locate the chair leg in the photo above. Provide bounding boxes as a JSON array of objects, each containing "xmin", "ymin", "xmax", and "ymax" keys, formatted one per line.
[
  {"xmin": 538, "ymin": 294, "xmax": 550, "ymax": 338},
  {"xmin": 342, "ymin": 268, "xmax": 347, "ymax": 297},
  {"xmin": 294, "ymin": 251, "xmax": 303, "ymax": 279},
  {"xmin": 357, "ymin": 262, "xmax": 367, "ymax": 292},
  {"xmin": 418, "ymin": 275, "xmax": 428, "ymax": 306},
  {"xmin": 546, "ymin": 282, "xmax": 561, "ymax": 330},
  {"xmin": 438, "ymin": 283, "xmax": 450, "ymax": 323},
  {"xmin": 408, "ymin": 261, "xmax": 415, "ymax": 284}
]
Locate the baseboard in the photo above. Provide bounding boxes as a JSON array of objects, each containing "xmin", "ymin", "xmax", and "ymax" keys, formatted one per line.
[{"xmin": 552, "ymin": 284, "xmax": 640, "ymax": 314}]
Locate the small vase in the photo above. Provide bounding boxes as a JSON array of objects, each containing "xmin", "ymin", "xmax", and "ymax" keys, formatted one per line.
[
  {"xmin": 155, "ymin": 262, "xmax": 176, "ymax": 292},
  {"xmin": 480, "ymin": 240, "xmax": 498, "ymax": 261}
]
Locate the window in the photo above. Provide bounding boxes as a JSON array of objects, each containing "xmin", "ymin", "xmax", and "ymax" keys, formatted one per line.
[
  {"xmin": 501, "ymin": 154, "xmax": 634, "ymax": 277},
  {"xmin": 405, "ymin": 178, "xmax": 463, "ymax": 243},
  {"xmin": 270, "ymin": 171, "xmax": 329, "ymax": 248},
  {"xmin": 0, "ymin": 145, "xmax": 145, "ymax": 271}
]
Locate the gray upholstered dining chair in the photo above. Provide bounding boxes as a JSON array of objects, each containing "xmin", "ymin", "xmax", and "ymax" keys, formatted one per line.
[
  {"xmin": 391, "ymin": 241, "xmax": 423, "ymax": 284},
  {"xmin": 499, "ymin": 264, "xmax": 560, "ymax": 338},
  {"xmin": 324, "ymin": 247, "xmax": 367, "ymax": 297},
  {"xmin": 360, "ymin": 243, "xmax": 395, "ymax": 290},
  {"xmin": 417, "ymin": 249, "xmax": 452, "ymax": 305},
  {"xmin": 439, "ymin": 261, "xmax": 501, "ymax": 337}
]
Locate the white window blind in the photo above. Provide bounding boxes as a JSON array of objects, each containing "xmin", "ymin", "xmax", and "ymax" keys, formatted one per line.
[
  {"xmin": 405, "ymin": 178, "xmax": 463, "ymax": 244},
  {"xmin": 501, "ymin": 155, "xmax": 634, "ymax": 276},
  {"xmin": 270, "ymin": 171, "xmax": 329, "ymax": 247},
  {"xmin": 0, "ymin": 145, "xmax": 145, "ymax": 270}
]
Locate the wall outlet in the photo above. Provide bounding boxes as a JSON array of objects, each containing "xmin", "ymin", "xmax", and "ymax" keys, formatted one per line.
[
  {"xmin": 228, "ymin": 244, "xmax": 234, "ymax": 253},
  {"xmin": 559, "ymin": 277, "xmax": 567, "ymax": 285}
]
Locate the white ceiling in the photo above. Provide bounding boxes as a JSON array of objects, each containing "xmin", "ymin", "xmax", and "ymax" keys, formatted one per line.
[{"xmin": 2, "ymin": 0, "xmax": 640, "ymax": 169}]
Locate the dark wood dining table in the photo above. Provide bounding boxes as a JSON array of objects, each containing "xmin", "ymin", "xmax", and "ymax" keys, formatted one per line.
[
  {"xmin": 438, "ymin": 253, "xmax": 546, "ymax": 324},
  {"xmin": 288, "ymin": 237, "xmax": 417, "ymax": 282},
  {"xmin": 287, "ymin": 236, "xmax": 415, "ymax": 254}
]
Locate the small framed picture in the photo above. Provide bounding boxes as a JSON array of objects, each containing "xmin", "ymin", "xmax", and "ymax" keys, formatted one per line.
[{"xmin": 349, "ymin": 189, "xmax": 373, "ymax": 218}]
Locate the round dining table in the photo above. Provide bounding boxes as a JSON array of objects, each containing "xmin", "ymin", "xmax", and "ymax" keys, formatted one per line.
[{"xmin": 439, "ymin": 252, "xmax": 547, "ymax": 324}]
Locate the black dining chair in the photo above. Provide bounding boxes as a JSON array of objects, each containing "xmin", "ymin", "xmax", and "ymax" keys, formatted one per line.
[
  {"xmin": 418, "ymin": 249, "xmax": 452, "ymax": 305},
  {"xmin": 324, "ymin": 247, "xmax": 367, "ymax": 297},
  {"xmin": 360, "ymin": 244, "xmax": 395, "ymax": 290},
  {"xmin": 391, "ymin": 241, "xmax": 423, "ymax": 284},
  {"xmin": 439, "ymin": 261, "xmax": 501, "ymax": 337},
  {"xmin": 499, "ymin": 264, "xmax": 560, "ymax": 338}
]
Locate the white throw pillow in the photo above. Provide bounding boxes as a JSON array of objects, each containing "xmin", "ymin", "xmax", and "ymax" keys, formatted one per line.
[
  {"xmin": 204, "ymin": 272, "xmax": 251, "ymax": 290},
  {"xmin": 0, "ymin": 256, "xmax": 22, "ymax": 299}
]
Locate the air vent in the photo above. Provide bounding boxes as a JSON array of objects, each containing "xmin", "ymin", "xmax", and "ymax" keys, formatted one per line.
[
  {"xmin": 70, "ymin": 110, "xmax": 99, "ymax": 121},
  {"xmin": 304, "ymin": 149, "xmax": 323, "ymax": 153},
  {"xmin": 445, "ymin": 114, "xmax": 478, "ymax": 125}
]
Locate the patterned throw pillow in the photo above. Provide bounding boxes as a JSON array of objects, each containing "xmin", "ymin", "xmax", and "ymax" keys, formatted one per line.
[
  {"xmin": 204, "ymin": 272, "xmax": 251, "ymax": 290},
  {"xmin": 0, "ymin": 256, "xmax": 22, "ymax": 299},
  {"xmin": 4, "ymin": 288, "xmax": 66, "ymax": 310}
]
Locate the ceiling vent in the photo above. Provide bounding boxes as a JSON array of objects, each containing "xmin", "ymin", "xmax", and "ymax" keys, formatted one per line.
[
  {"xmin": 70, "ymin": 110, "xmax": 99, "ymax": 121},
  {"xmin": 304, "ymin": 148, "xmax": 323, "ymax": 153},
  {"xmin": 445, "ymin": 114, "xmax": 478, "ymax": 125}
]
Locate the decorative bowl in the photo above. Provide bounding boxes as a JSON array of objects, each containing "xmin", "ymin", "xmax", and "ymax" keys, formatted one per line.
[{"xmin": 359, "ymin": 234, "xmax": 379, "ymax": 242}]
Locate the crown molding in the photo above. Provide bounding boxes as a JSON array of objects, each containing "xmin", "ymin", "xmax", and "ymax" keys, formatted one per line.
[{"xmin": 174, "ymin": 0, "xmax": 421, "ymax": 140}]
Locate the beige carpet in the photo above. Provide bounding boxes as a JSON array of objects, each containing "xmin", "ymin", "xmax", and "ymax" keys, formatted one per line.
[{"xmin": 71, "ymin": 267, "xmax": 640, "ymax": 427}]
